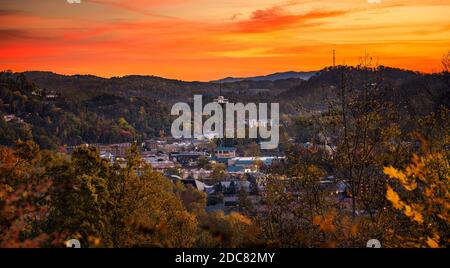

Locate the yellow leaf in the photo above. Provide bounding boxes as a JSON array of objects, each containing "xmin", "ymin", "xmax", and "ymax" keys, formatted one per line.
[
  {"xmin": 384, "ymin": 166, "xmax": 417, "ymax": 191},
  {"xmin": 229, "ymin": 212, "xmax": 252, "ymax": 225},
  {"xmin": 426, "ymin": 237, "xmax": 439, "ymax": 248},
  {"xmin": 386, "ymin": 185, "xmax": 403, "ymax": 210},
  {"xmin": 350, "ymin": 224, "xmax": 358, "ymax": 237},
  {"xmin": 411, "ymin": 204, "xmax": 424, "ymax": 224},
  {"xmin": 384, "ymin": 166, "xmax": 400, "ymax": 179}
]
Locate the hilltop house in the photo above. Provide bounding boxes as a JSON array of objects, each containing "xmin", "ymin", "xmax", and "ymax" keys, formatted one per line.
[
  {"xmin": 3, "ymin": 114, "xmax": 24, "ymax": 124},
  {"xmin": 214, "ymin": 146, "xmax": 236, "ymax": 159},
  {"xmin": 227, "ymin": 156, "xmax": 285, "ymax": 173}
]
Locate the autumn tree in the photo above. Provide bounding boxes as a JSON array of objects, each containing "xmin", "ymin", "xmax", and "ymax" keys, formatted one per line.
[
  {"xmin": 210, "ymin": 163, "xmax": 226, "ymax": 184},
  {"xmin": 0, "ymin": 141, "xmax": 61, "ymax": 247},
  {"xmin": 174, "ymin": 181, "xmax": 207, "ymax": 213},
  {"xmin": 195, "ymin": 210, "xmax": 262, "ymax": 248},
  {"xmin": 258, "ymin": 145, "xmax": 348, "ymax": 247},
  {"xmin": 442, "ymin": 50, "xmax": 450, "ymax": 73},
  {"xmin": 258, "ymin": 175, "xmax": 293, "ymax": 247},
  {"xmin": 197, "ymin": 156, "xmax": 210, "ymax": 169},
  {"xmin": 238, "ymin": 187, "xmax": 253, "ymax": 215},
  {"xmin": 1, "ymin": 141, "xmax": 266, "ymax": 248},
  {"xmin": 46, "ymin": 145, "xmax": 118, "ymax": 247},
  {"xmin": 322, "ymin": 64, "xmax": 411, "ymax": 224},
  {"xmin": 244, "ymin": 142, "xmax": 261, "ymax": 156},
  {"xmin": 384, "ymin": 134, "xmax": 449, "ymax": 247},
  {"xmin": 108, "ymin": 144, "xmax": 198, "ymax": 247}
]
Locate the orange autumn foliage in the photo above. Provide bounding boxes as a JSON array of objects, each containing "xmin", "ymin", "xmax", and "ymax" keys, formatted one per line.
[{"xmin": 384, "ymin": 142, "xmax": 449, "ymax": 248}]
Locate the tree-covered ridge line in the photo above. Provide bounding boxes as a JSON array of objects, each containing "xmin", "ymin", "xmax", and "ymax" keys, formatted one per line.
[
  {"xmin": 0, "ymin": 71, "xmax": 172, "ymax": 149},
  {"xmin": 22, "ymin": 70, "xmax": 305, "ymax": 105},
  {"xmin": 2, "ymin": 65, "xmax": 449, "ymax": 150}
]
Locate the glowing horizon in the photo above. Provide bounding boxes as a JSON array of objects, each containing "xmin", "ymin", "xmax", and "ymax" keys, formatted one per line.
[{"xmin": 1, "ymin": 0, "xmax": 449, "ymax": 81}]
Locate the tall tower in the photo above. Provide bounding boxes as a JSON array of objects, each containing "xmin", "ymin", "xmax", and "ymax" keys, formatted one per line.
[
  {"xmin": 333, "ymin": 49, "xmax": 336, "ymax": 67},
  {"xmin": 213, "ymin": 83, "xmax": 229, "ymax": 147}
]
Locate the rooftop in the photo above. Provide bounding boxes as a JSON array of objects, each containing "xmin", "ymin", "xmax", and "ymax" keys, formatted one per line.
[{"xmin": 216, "ymin": 147, "xmax": 236, "ymax": 152}]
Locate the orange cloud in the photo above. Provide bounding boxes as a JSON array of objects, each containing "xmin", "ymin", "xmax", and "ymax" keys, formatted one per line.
[
  {"xmin": 233, "ymin": 6, "xmax": 347, "ymax": 33},
  {"xmin": 0, "ymin": 1, "xmax": 449, "ymax": 80},
  {"xmin": 86, "ymin": 0, "xmax": 185, "ymax": 17}
]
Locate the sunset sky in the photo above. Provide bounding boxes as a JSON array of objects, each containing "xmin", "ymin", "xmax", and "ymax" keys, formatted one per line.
[{"xmin": 1, "ymin": 0, "xmax": 450, "ymax": 81}]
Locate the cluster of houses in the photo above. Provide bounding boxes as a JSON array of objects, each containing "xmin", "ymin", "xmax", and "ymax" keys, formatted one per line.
[
  {"xmin": 64, "ymin": 142, "xmax": 132, "ymax": 161},
  {"xmin": 3, "ymin": 114, "xmax": 25, "ymax": 124},
  {"xmin": 31, "ymin": 89, "xmax": 60, "ymax": 100},
  {"xmin": 62, "ymin": 138, "xmax": 284, "ymax": 213},
  {"xmin": 62, "ymin": 137, "xmax": 348, "ymax": 214}
]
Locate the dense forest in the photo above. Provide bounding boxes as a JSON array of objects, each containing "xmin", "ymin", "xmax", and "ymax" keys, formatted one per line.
[
  {"xmin": 1, "ymin": 65, "xmax": 448, "ymax": 149},
  {"xmin": 0, "ymin": 142, "xmax": 261, "ymax": 247},
  {"xmin": 0, "ymin": 72, "xmax": 171, "ymax": 148}
]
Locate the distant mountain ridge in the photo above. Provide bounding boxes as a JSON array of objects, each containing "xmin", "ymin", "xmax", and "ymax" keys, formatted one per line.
[
  {"xmin": 211, "ymin": 71, "xmax": 319, "ymax": 83},
  {"xmin": 21, "ymin": 70, "xmax": 306, "ymax": 104},
  {"xmin": 1, "ymin": 66, "xmax": 447, "ymax": 149}
]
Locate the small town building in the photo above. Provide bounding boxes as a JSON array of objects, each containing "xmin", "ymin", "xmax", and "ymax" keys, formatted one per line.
[{"xmin": 215, "ymin": 147, "xmax": 236, "ymax": 158}]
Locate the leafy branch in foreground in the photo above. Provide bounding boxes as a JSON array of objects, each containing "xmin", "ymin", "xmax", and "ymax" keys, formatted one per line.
[{"xmin": 384, "ymin": 138, "xmax": 449, "ymax": 248}]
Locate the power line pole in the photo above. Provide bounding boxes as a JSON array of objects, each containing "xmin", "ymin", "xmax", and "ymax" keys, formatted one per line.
[{"xmin": 333, "ymin": 49, "xmax": 336, "ymax": 67}]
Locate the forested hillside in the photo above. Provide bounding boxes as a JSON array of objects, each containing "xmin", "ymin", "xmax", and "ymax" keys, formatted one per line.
[
  {"xmin": 0, "ymin": 72, "xmax": 171, "ymax": 148},
  {"xmin": 1, "ymin": 66, "xmax": 448, "ymax": 149}
]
